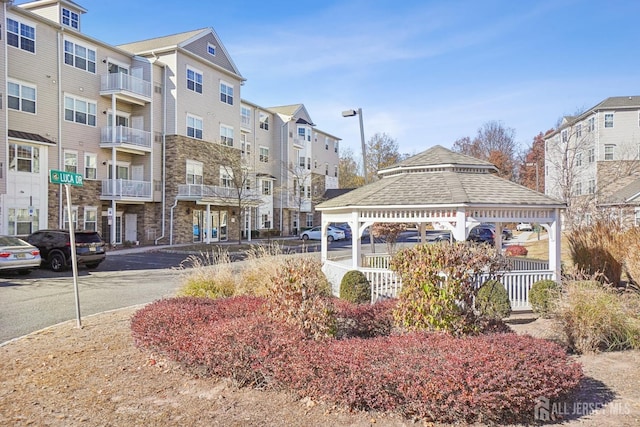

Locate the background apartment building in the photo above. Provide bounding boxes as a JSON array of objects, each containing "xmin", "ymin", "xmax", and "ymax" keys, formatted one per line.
[
  {"xmin": 2, "ymin": 0, "xmax": 340, "ymax": 245},
  {"xmin": 545, "ymin": 96, "xmax": 640, "ymax": 227}
]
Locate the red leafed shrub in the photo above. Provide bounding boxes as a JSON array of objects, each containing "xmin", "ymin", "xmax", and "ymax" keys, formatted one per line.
[
  {"xmin": 505, "ymin": 245, "xmax": 528, "ymax": 256},
  {"xmin": 333, "ymin": 298, "xmax": 396, "ymax": 339},
  {"xmin": 132, "ymin": 296, "xmax": 583, "ymax": 424}
]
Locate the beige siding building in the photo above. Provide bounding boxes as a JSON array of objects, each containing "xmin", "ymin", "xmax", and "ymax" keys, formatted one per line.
[
  {"xmin": 545, "ymin": 96, "xmax": 640, "ymax": 227},
  {"xmin": 1, "ymin": 0, "xmax": 340, "ymax": 244}
]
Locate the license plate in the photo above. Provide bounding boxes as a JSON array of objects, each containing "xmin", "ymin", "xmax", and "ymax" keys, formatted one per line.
[
  {"xmin": 15, "ymin": 253, "xmax": 26, "ymax": 259},
  {"xmin": 89, "ymin": 246, "xmax": 96, "ymax": 252}
]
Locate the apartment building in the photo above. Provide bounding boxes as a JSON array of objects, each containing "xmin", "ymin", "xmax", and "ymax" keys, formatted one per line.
[
  {"xmin": 545, "ymin": 96, "xmax": 640, "ymax": 227},
  {"xmin": 2, "ymin": 0, "xmax": 340, "ymax": 244}
]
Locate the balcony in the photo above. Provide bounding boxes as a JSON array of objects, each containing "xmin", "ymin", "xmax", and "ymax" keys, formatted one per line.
[
  {"xmin": 100, "ymin": 73, "xmax": 152, "ymax": 105},
  {"xmin": 101, "ymin": 179, "xmax": 152, "ymax": 201},
  {"xmin": 101, "ymin": 126, "xmax": 152, "ymax": 154},
  {"xmin": 177, "ymin": 184, "xmax": 262, "ymax": 206}
]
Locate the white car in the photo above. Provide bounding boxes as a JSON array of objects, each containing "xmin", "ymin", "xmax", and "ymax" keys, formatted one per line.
[
  {"xmin": 516, "ymin": 222, "xmax": 533, "ymax": 232},
  {"xmin": 300, "ymin": 226, "xmax": 345, "ymax": 242}
]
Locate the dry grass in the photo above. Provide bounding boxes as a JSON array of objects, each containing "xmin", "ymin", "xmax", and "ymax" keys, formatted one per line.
[{"xmin": 520, "ymin": 232, "xmax": 573, "ymax": 267}]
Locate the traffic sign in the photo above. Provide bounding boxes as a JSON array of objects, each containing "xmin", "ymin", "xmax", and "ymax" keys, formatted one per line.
[{"xmin": 50, "ymin": 169, "xmax": 83, "ymax": 186}]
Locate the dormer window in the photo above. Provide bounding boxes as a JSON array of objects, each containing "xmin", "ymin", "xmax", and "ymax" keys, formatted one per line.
[
  {"xmin": 207, "ymin": 43, "xmax": 216, "ymax": 56},
  {"xmin": 62, "ymin": 8, "xmax": 79, "ymax": 30}
]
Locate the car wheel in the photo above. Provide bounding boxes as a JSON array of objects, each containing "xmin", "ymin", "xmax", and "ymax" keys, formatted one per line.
[
  {"xmin": 85, "ymin": 262, "xmax": 101, "ymax": 269},
  {"xmin": 302, "ymin": 234, "xmax": 309, "ymax": 241},
  {"xmin": 49, "ymin": 251, "xmax": 66, "ymax": 272},
  {"xmin": 328, "ymin": 235, "xmax": 334, "ymax": 242}
]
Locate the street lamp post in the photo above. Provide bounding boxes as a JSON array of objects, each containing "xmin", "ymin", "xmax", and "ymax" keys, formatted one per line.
[
  {"xmin": 342, "ymin": 108, "xmax": 367, "ymax": 183},
  {"xmin": 526, "ymin": 161, "xmax": 541, "ymax": 240},
  {"xmin": 526, "ymin": 162, "xmax": 539, "ymax": 193}
]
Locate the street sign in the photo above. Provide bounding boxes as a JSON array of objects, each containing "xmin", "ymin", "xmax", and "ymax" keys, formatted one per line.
[{"xmin": 49, "ymin": 169, "xmax": 83, "ymax": 186}]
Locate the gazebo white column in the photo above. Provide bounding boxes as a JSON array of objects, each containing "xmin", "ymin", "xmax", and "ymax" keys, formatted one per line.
[
  {"xmin": 320, "ymin": 219, "xmax": 328, "ymax": 263},
  {"xmin": 548, "ymin": 208, "xmax": 562, "ymax": 281},
  {"xmin": 351, "ymin": 211, "xmax": 361, "ymax": 269}
]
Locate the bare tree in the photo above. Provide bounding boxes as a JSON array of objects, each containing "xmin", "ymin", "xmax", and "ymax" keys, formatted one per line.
[
  {"xmin": 518, "ymin": 131, "xmax": 551, "ymax": 192},
  {"xmin": 338, "ymin": 147, "xmax": 365, "ymax": 188},
  {"xmin": 213, "ymin": 144, "xmax": 263, "ymax": 244},
  {"xmin": 365, "ymin": 133, "xmax": 404, "ymax": 182},
  {"xmin": 453, "ymin": 121, "xmax": 519, "ymax": 180}
]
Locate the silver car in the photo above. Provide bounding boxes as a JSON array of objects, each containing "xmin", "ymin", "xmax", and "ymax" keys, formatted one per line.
[{"xmin": 0, "ymin": 235, "xmax": 42, "ymax": 275}]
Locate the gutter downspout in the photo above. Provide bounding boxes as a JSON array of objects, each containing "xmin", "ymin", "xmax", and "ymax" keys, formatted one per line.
[
  {"xmin": 153, "ymin": 53, "xmax": 167, "ymax": 245},
  {"xmin": 57, "ymin": 29, "xmax": 64, "ymax": 227},
  {"xmin": 169, "ymin": 198, "xmax": 178, "ymax": 245}
]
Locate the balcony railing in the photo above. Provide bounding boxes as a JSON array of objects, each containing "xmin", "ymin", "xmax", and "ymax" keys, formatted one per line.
[
  {"xmin": 177, "ymin": 184, "xmax": 261, "ymax": 201},
  {"xmin": 101, "ymin": 73, "xmax": 151, "ymax": 99},
  {"xmin": 101, "ymin": 126, "xmax": 152, "ymax": 151},
  {"xmin": 101, "ymin": 179, "xmax": 152, "ymax": 199}
]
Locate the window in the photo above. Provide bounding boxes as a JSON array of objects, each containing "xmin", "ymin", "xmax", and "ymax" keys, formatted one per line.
[
  {"xmin": 220, "ymin": 125, "xmax": 234, "ymax": 146},
  {"xmin": 306, "ymin": 185, "xmax": 311, "ymax": 198},
  {"xmin": 62, "ymin": 207, "xmax": 79, "ymax": 230},
  {"xmin": 325, "ymin": 163, "xmax": 329, "ymax": 175},
  {"xmin": 107, "ymin": 163, "xmax": 129, "ymax": 179},
  {"xmin": 64, "ymin": 95, "xmax": 97, "ymax": 126},
  {"xmin": 561, "ymin": 129, "xmax": 568, "ymax": 143},
  {"xmin": 85, "ymin": 154, "xmax": 97, "ymax": 179},
  {"xmin": 588, "ymin": 148, "xmax": 595, "ymax": 163},
  {"xmin": 605, "ymin": 144, "xmax": 615, "ymax": 160},
  {"xmin": 84, "ymin": 208, "xmax": 97, "ymax": 231},
  {"xmin": 186, "ymin": 160, "xmax": 203, "ymax": 184},
  {"xmin": 259, "ymin": 112, "xmax": 269, "ymax": 130},
  {"xmin": 64, "ymin": 40, "xmax": 96, "ymax": 73},
  {"xmin": 588, "ymin": 179, "xmax": 595, "ymax": 195},
  {"xmin": 187, "ymin": 114, "xmax": 203, "ymax": 139},
  {"xmin": 186, "ymin": 67, "xmax": 203, "ymax": 93},
  {"xmin": 9, "ymin": 143, "xmax": 39, "ymax": 173},
  {"xmin": 306, "ymin": 213, "xmax": 313, "ymax": 227},
  {"xmin": 262, "ymin": 180, "xmax": 272, "ymax": 195},
  {"xmin": 334, "ymin": 141, "xmax": 338, "ymax": 153},
  {"xmin": 576, "ymin": 152, "xmax": 582, "ymax": 167},
  {"xmin": 207, "ymin": 43, "xmax": 216, "ymax": 56},
  {"xmin": 334, "ymin": 165, "xmax": 338, "ymax": 177},
  {"xmin": 220, "ymin": 168, "xmax": 233, "ymax": 188},
  {"xmin": 299, "ymin": 156, "xmax": 305, "ymax": 168},
  {"xmin": 314, "ymin": 160, "xmax": 317, "ymax": 169},
  {"xmin": 604, "ymin": 113, "xmax": 614, "ymax": 128},
  {"xmin": 7, "ymin": 18, "xmax": 35, "ymax": 53},
  {"xmin": 325, "ymin": 138, "xmax": 329, "ymax": 150},
  {"xmin": 307, "ymin": 157, "xmax": 311, "ymax": 170},
  {"xmin": 576, "ymin": 124, "xmax": 582, "ymax": 139},
  {"xmin": 8, "ymin": 208, "xmax": 38, "ymax": 235},
  {"xmin": 220, "ymin": 81, "xmax": 233, "ymax": 105},
  {"xmin": 574, "ymin": 181, "xmax": 582, "ymax": 196},
  {"xmin": 62, "ymin": 8, "xmax": 79, "ymax": 29},
  {"xmin": 64, "ymin": 151, "xmax": 78, "ymax": 173},
  {"xmin": 261, "ymin": 214, "xmax": 271, "ymax": 229},
  {"xmin": 241, "ymin": 106, "xmax": 251, "ymax": 126},
  {"xmin": 8, "ymin": 81, "xmax": 36, "ymax": 113},
  {"xmin": 588, "ymin": 117, "xmax": 595, "ymax": 132},
  {"xmin": 259, "ymin": 147, "xmax": 269, "ymax": 163}
]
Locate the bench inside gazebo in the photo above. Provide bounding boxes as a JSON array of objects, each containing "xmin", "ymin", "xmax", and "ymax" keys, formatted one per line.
[{"xmin": 316, "ymin": 145, "xmax": 565, "ymax": 311}]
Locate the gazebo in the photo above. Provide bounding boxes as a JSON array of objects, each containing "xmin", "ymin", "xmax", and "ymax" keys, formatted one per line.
[{"xmin": 316, "ymin": 145, "xmax": 566, "ymax": 310}]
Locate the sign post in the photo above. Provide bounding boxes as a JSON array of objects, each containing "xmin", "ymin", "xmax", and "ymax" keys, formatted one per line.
[{"xmin": 49, "ymin": 170, "xmax": 84, "ymax": 328}]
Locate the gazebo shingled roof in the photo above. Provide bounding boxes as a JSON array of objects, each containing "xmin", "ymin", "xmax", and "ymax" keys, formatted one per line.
[{"xmin": 317, "ymin": 145, "xmax": 564, "ymax": 210}]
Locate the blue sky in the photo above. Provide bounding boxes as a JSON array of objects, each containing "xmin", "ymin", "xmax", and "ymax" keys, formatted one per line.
[{"xmin": 40, "ymin": 0, "xmax": 640, "ymax": 157}]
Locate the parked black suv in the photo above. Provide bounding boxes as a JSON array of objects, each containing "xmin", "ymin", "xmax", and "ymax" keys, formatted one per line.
[
  {"xmin": 26, "ymin": 229, "xmax": 106, "ymax": 272},
  {"xmin": 466, "ymin": 225, "xmax": 496, "ymax": 245}
]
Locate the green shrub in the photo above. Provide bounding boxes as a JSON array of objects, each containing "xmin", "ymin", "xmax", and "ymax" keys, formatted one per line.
[
  {"xmin": 264, "ymin": 256, "xmax": 336, "ymax": 339},
  {"xmin": 529, "ymin": 279, "xmax": 561, "ymax": 317},
  {"xmin": 340, "ymin": 270, "xmax": 371, "ymax": 303},
  {"xmin": 475, "ymin": 280, "xmax": 511, "ymax": 319},
  {"xmin": 555, "ymin": 280, "xmax": 640, "ymax": 353},
  {"xmin": 390, "ymin": 242, "xmax": 509, "ymax": 335}
]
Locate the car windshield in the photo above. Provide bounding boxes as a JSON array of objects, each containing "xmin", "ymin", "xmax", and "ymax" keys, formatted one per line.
[{"xmin": 0, "ymin": 236, "xmax": 30, "ymax": 246}]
